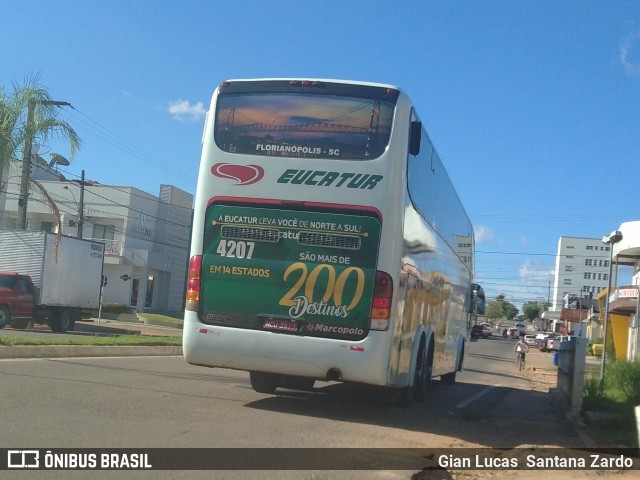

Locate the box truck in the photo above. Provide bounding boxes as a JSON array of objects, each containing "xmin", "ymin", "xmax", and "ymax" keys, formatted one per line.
[{"xmin": 0, "ymin": 230, "xmax": 104, "ymax": 332}]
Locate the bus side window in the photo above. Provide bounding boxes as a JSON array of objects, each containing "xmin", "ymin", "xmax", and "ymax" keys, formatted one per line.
[{"xmin": 409, "ymin": 121, "xmax": 422, "ymax": 156}]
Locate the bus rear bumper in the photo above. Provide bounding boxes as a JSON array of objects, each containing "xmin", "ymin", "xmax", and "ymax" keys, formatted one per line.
[{"xmin": 182, "ymin": 313, "xmax": 391, "ymax": 386}]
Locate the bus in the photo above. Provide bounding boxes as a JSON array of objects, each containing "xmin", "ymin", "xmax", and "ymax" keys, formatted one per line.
[{"xmin": 183, "ymin": 78, "xmax": 484, "ymax": 403}]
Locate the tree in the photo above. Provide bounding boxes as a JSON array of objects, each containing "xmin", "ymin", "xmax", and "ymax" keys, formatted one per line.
[
  {"xmin": 522, "ymin": 302, "xmax": 542, "ymax": 322},
  {"xmin": 485, "ymin": 294, "xmax": 519, "ymax": 321},
  {"xmin": 1, "ymin": 75, "xmax": 81, "ymax": 229}
]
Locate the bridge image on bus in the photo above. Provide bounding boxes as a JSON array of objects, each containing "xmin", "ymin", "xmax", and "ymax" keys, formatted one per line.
[{"xmin": 183, "ymin": 78, "xmax": 484, "ymax": 403}]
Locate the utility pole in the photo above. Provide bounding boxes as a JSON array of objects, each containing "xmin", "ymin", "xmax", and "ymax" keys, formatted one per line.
[
  {"xmin": 16, "ymin": 99, "xmax": 74, "ymax": 230},
  {"xmin": 16, "ymin": 99, "xmax": 36, "ymax": 230},
  {"xmin": 77, "ymin": 169, "xmax": 85, "ymax": 238}
]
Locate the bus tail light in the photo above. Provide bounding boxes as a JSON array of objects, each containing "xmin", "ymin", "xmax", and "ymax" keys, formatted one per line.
[
  {"xmin": 185, "ymin": 255, "xmax": 202, "ymax": 311},
  {"xmin": 370, "ymin": 271, "xmax": 392, "ymax": 330}
]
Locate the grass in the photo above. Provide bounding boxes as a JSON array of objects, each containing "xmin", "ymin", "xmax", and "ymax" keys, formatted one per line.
[
  {"xmin": 0, "ymin": 335, "xmax": 182, "ymax": 347},
  {"xmin": 137, "ymin": 312, "xmax": 183, "ymax": 325},
  {"xmin": 582, "ymin": 361, "xmax": 640, "ymax": 448}
]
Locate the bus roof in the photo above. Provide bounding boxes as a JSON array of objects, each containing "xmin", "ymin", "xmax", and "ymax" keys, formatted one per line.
[{"xmin": 220, "ymin": 78, "xmax": 401, "ymax": 91}]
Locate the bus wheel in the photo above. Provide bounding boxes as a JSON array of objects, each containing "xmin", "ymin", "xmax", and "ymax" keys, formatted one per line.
[
  {"xmin": 280, "ymin": 375, "xmax": 315, "ymax": 391},
  {"xmin": 249, "ymin": 372, "xmax": 281, "ymax": 394},
  {"xmin": 440, "ymin": 371, "xmax": 456, "ymax": 385},
  {"xmin": 414, "ymin": 342, "xmax": 432, "ymax": 402}
]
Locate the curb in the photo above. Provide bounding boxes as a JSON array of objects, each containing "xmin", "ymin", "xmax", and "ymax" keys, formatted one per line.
[{"xmin": 0, "ymin": 345, "xmax": 183, "ymax": 359}]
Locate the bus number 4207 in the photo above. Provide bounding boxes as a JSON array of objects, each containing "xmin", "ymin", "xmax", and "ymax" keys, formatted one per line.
[{"xmin": 216, "ymin": 240, "xmax": 255, "ymax": 259}]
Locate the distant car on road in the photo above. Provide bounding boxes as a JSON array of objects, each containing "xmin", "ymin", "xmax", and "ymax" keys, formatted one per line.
[
  {"xmin": 507, "ymin": 327, "xmax": 522, "ymax": 339},
  {"xmin": 471, "ymin": 324, "xmax": 489, "ymax": 339},
  {"xmin": 479, "ymin": 323, "xmax": 492, "ymax": 336}
]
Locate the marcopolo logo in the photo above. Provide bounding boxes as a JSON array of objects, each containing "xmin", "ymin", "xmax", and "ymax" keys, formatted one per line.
[{"xmin": 211, "ymin": 163, "xmax": 264, "ymax": 186}]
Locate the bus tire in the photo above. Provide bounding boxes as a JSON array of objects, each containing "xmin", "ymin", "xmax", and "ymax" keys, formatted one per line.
[
  {"xmin": 249, "ymin": 371, "xmax": 281, "ymax": 394},
  {"xmin": 440, "ymin": 371, "xmax": 456, "ymax": 385},
  {"xmin": 280, "ymin": 375, "xmax": 315, "ymax": 391},
  {"xmin": 441, "ymin": 345, "xmax": 463, "ymax": 385},
  {"xmin": 414, "ymin": 340, "xmax": 432, "ymax": 402}
]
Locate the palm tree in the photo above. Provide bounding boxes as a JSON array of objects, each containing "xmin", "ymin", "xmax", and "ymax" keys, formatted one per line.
[{"xmin": 0, "ymin": 75, "xmax": 81, "ymax": 229}]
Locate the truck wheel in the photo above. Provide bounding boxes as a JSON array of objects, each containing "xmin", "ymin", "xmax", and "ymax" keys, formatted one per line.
[
  {"xmin": 52, "ymin": 310, "xmax": 75, "ymax": 333},
  {"xmin": 249, "ymin": 372, "xmax": 281, "ymax": 394},
  {"xmin": 0, "ymin": 306, "xmax": 9, "ymax": 329}
]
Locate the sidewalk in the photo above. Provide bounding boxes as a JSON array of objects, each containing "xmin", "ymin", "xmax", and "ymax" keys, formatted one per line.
[{"xmin": 77, "ymin": 318, "xmax": 183, "ymax": 337}]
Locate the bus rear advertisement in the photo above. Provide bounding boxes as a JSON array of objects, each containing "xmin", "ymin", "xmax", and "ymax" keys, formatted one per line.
[{"xmin": 201, "ymin": 203, "xmax": 382, "ymax": 341}]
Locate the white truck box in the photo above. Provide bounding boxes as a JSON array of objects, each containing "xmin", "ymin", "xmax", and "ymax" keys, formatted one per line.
[{"xmin": 0, "ymin": 230, "xmax": 104, "ymax": 330}]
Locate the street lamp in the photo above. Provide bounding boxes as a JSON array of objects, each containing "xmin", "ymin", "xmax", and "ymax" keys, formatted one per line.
[{"xmin": 599, "ymin": 230, "xmax": 623, "ymax": 386}]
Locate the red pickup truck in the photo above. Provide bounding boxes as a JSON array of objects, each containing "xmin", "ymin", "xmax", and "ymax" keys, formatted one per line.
[{"xmin": 0, "ymin": 272, "xmax": 37, "ymax": 330}]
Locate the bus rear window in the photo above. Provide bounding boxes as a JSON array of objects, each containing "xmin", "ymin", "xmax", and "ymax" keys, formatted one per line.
[{"xmin": 215, "ymin": 93, "xmax": 395, "ymax": 160}]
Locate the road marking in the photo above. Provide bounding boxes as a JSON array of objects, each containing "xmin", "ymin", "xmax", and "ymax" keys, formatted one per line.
[{"xmin": 456, "ymin": 384, "xmax": 500, "ymax": 409}]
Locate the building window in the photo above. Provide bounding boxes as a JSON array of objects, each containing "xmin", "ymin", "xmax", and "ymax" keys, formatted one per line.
[
  {"xmin": 566, "ymin": 245, "xmax": 574, "ymax": 249},
  {"xmin": 40, "ymin": 221, "xmax": 53, "ymax": 232},
  {"xmin": 586, "ymin": 245, "xmax": 593, "ymax": 250},
  {"xmin": 604, "ymin": 260, "xmax": 609, "ymax": 267},
  {"xmin": 585, "ymin": 259, "xmax": 593, "ymax": 266},
  {"xmin": 564, "ymin": 279, "xmax": 572, "ymax": 285},
  {"xmin": 93, "ymin": 224, "xmax": 115, "ymax": 240},
  {"xmin": 603, "ymin": 274, "xmax": 608, "ymax": 281},
  {"xmin": 566, "ymin": 255, "xmax": 574, "ymax": 259},
  {"xmin": 597, "ymin": 273, "xmax": 602, "ymax": 280},
  {"xmin": 565, "ymin": 266, "xmax": 573, "ymax": 272},
  {"xmin": 584, "ymin": 273, "xmax": 591, "ymax": 280}
]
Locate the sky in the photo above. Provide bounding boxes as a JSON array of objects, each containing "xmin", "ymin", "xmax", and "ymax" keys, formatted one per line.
[{"xmin": 3, "ymin": 0, "xmax": 639, "ymax": 310}]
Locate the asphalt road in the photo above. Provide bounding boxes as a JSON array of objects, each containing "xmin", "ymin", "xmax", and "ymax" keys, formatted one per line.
[{"xmin": 3, "ymin": 333, "xmax": 631, "ymax": 480}]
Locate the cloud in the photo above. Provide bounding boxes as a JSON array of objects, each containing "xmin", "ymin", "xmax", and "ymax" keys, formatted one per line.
[
  {"xmin": 517, "ymin": 261, "xmax": 555, "ymax": 303},
  {"xmin": 620, "ymin": 33, "xmax": 640, "ymax": 78},
  {"xmin": 474, "ymin": 225, "xmax": 495, "ymax": 243},
  {"xmin": 168, "ymin": 100, "xmax": 206, "ymax": 122}
]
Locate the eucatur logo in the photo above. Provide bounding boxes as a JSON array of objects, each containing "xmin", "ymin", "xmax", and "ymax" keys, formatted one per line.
[{"xmin": 211, "ymin": 163, "xmax": 264, "ymax": 186}]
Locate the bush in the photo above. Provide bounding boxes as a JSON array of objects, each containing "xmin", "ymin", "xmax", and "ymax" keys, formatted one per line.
[
  {"xmin": 606, "ymin": 360, "xmax": 640, "ymax": 405},
  {"xmin": 583, "ymin": 377, "xmax": 607, "ymax": 410}
]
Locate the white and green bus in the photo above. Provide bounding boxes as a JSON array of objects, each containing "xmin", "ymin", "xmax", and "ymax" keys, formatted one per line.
[{"xmin": 183, "ymin": 78, "xmax": 484, "ymax": 403}]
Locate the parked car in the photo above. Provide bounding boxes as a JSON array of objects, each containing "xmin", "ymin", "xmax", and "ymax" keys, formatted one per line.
[
  {"xmin": 535, "ymin": 331, "xmax": 556, "ymax": 341},
  {"xmin": 471, "ymin": 324, "xmax": 489, "ymax": 339},
  {"xmin": 523, "ymin": 334, "xmax": 538, "ymax": 347},
  {"xmin": 537, "ymin": 337, "xmax": 555, "ymax": 352},
  {"xmin": 479, "ymin": 323, "xmax": 493, "ymax": 336}
]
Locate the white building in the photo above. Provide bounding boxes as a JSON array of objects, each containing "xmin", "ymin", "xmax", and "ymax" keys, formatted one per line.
[
  {"xmin": 551, "ymin": 236, "xmax": 612, "ymax": 311},
  {"xmin": 0, "ymin": 157, "xmax": 192, "ymax": 312}
]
